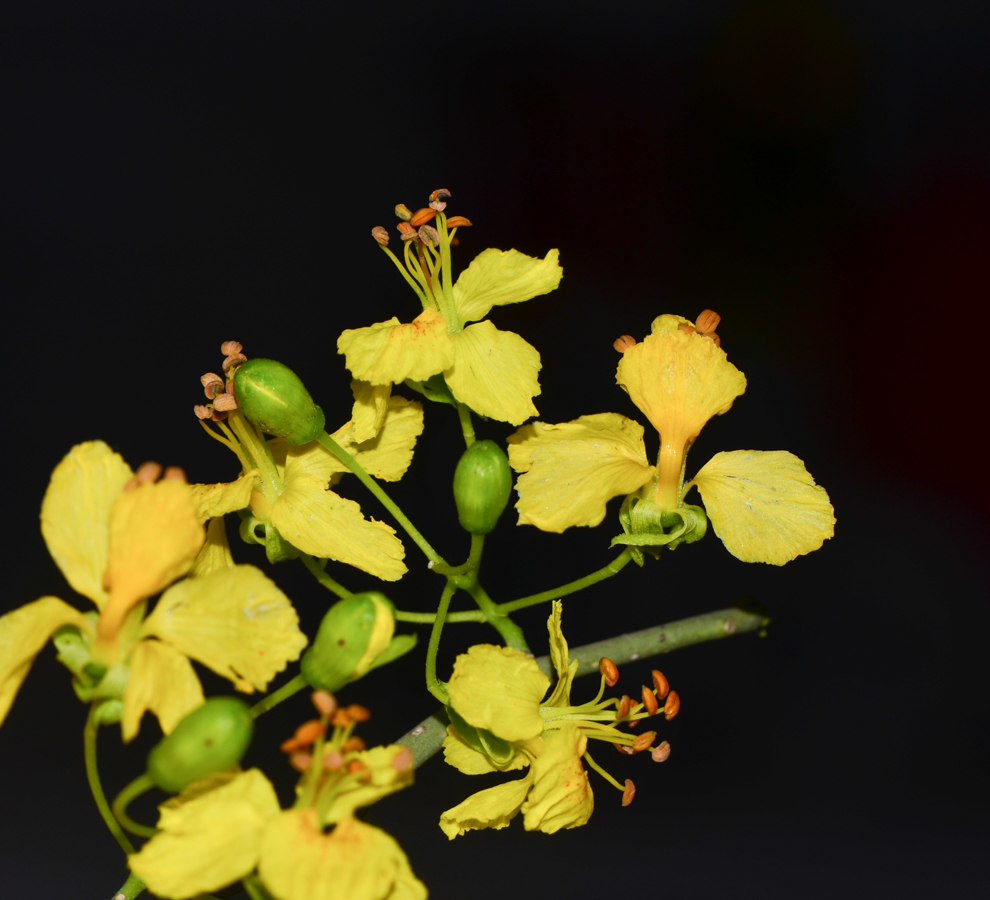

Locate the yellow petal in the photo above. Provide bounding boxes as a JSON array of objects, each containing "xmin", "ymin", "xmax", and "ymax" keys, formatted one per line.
[
  {"xmin": 543, "ymin": 600, "xmax": 577, "ymax": 709},
  {"xmin": 439, "ymin": 772, "xmax": 534, "ymax": 840},
  {"xmin": 188, "ymin": 472, "xmax": 258, "ymax": 523},
  {"xmin": 442, "ymin": 725, "xmax": 529, "ymax": 775},
  {"xmin": 0, "ymin": 597, "xmax": 91, "ymax": 728},
  {"xmin": 507, "ymin": 413, "xmax": 655, "ymax": 532},
  {"xmin": 259, "ymin": 811, "xmax": 427, "ymax": 900},
  {"xmin": 444, "ymin": 321, "xmax": 541, "ymax": 425},
  {"xmin": 323, "ymin": 745, "xmax": 416, "ymax": 824},
  {"xmin": 99, "ymin": 480, "xmax": 204, "ymax": 653},
  {"xmin": 690, "ymin": 450, "xmax": 835, "ymax": 565},
  {"xmin": 40, "ymin": 441, "xmax": 133, "ymax": 610},
  {"xmin": 447, "ymin": 644, "xmax": 549, "ymax": 743},
  {"xmin": 121, "ymin": 639, "xmax": 204, "ymax": 742},
  {"xmin": 337, "ymin": 308, "xmax": 455, "ymax": 385},
  {"xmin": 189, "ymin": 517, "xmax": 235, "ymax": 578},
  {"xmin": 342, "ymin": 396, "xmax": 424, "ymax": 482},
  {"xmin": 271, "ymin": 476, "xmax": 407, "ymax": 581},
  {"xmin": 521, "ymin": 722, "xmax": 593, "ymax": 833},
  {"xmin": 140, "ymin": 565, "xmax": 307, "ymax": 693},
  {"xmin": 349, "ymin": 380, "xmax": 391, "ymax": 443},
  {"xmin": 452, "ymin": 247, "xmax": 563, "ymax": 324},
  {"xmin": 129, "ymin": 768, "xmax": 279, "ymax": 899}
]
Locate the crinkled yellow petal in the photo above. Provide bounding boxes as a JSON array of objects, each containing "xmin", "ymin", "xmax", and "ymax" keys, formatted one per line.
[
  {"xmin": 259, "ymin": 811, "xmax": 427, "ymax": 900},
  {"xmin": 130, "ymin": 768, "xmax": 279, "ymax": 899},
  {"xmin": 40, "ymin": 441, "xmax": 133, "ymax": 610},
  {"xmin": 343, "ymin": 396, "xmax": 424, "ymax": 482},
  {"xmin": 444, "ymin": 321, "xmax": 541, "ymax": 425},
  {"xmin": 99, "ymin": 480, "xmax": 204, "ymax": 653},
  {"xmin": 690, "ymin": 450, "xmax": 835, "ymax": 565},
  {"xmin": 447, "ymin": 644, "xmax": 549, "ymax": 743},
  {"xmin": 0, "ymin": 597, "xmax": 91, "ymax": 728},
  {"xmin": 439, "ymin": 772, "xmax": 534, "ymax": 840},
  {"xmin": 508, "ymin": 413, "xmax": 655, "ymax": 532},
  {"xmin": 543, "ymin": 600, "xmax": 578, "ymax": 709},
  {"xmin": 140, "ymin": 565, "xmax": 307, "ymax": 693},
  {"xmin": 617, "ymin": 326, "xmax": 747, "ymax": 448},
  {"xmin": 349, "ymin": 380, "xmax": 391, "ymax": 443},
  {"xmin": 441, "ymin": 726, "xmax": 529, "ymax": 775},
  {"xmin": 323, "ymin": 745, "xmax": 415, "ymax": 824},
  {"xmin": 271, "ymin": 476, "xmax": 407, "ymax": 581},
  {"xmin": 337, "ymin": 308, "xmax": 455, "ymax": 386},
  {"xmin": 521, "ymin": 722, "xmax": 593, "ymax": 833},
  {"xmin": 282, "ymin": 439, "xmax": 346, "ymax": 485},
  {"xmin": 452, "ymin": 247, "xmax": 563, "ymax": 324},
  {"xmin": 121, "ymin": 639, "xmax": 204, "ymax": 742},
  {"xmin": 188, "ymin": 472, "xmax": 258, "ymax": 523},
  {"xmin": 189, "ymin": 517, "xmax": 235, "ymax": 577}
]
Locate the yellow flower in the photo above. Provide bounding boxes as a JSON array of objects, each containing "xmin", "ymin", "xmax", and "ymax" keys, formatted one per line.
[
  {"xmin": 337, "ymin": 194, "xmax": 562, "ymax": 425},
  {"xmin": 439, "ymin": 602, "xmax": 664, "ymax": 839},
  {"xmin": 508, "ymin": 314, "xmax": 835, "ymax": 565},
  {"xmin": 0, "ymin": 441, "xmax": 307, "ymax": 740},
  {"xmin": 129, "ymin": 751, "xmax": 425, "ymax": 899}
]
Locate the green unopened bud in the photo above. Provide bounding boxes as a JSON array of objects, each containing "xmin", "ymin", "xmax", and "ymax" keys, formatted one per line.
[
  {"xmin": 611, "ymin": 497, "xmax": 708, "ymax": 553},
  {"xmin": 453, "ymin": 440, "xmax": 512, "ymax": 535},
  {"xmin": 146, "ymin": 697, "xmax": 254, "ymax": 794},
  {"xmin": 301, "ymin": 592, "xmax": 397, "ymax": 692},
  {"xmin": 233, "ymin": 358, "xmax": 325, "ymax": 445}
]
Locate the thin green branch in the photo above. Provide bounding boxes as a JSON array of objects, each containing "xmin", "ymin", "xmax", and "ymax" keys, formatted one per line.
[
  {"xmin": 111, "ymin": 773, "xmax": 158, "ymax": 838},
  {"xmin": 396, "ymin": 604, "xmax": 768, "ymax": 768},
  {"xmin": 455, "ymin": 402, "xmax": 475, "ymax": 447},
  {"xmin": 251, "ymin": 673, "xmax": 309, "ymax": 718},
  {"xmin": 425, "ymin": 582, "xmax": 456, "ymax": 704},
  {"xmin": 300, "ymin": 554, "xmax": 353, "ymax": 599},
  {"xmin": 464, "ymin": 581, "xmax": 530, "ymax": 652},
  {"xmin": 497, "ymin": 547, "xmax": 634, "ymax": 615},
  {"xmin": 109, "ymin": 872, "xmax": 146, "ymax": 900},
  {"xmin": 84, "ymin": 703, "xmax": 135, "ymax": 856},
  {"xmin": 394, "ymin": 609, "xmax": 485, "ymax": 623}
]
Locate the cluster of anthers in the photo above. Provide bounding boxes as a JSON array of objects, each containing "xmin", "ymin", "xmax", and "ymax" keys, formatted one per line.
[
  {"xmin": 612, "ymin": 309, "xmax": 722, "ymax": 353},
  {"xmin": 371, "ymin": 188, "xmax": 472, "ymax": 250},
  {"xmin": 193, "ymin": 340, "xmax": 247, "ymax": 422},
  {"xmin": 280, "ymin": 691, "xmax": 380, "ymax": 773},
  {"xmin": 582, "ymin": 657, "xmax": 680, "ymax": 807}
]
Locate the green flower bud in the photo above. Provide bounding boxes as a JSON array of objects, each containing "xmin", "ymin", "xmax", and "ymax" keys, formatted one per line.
[
  {"xmin": 146, "ymin": 697, "xmax": 254, "ymax": 794},
  {"xmin": 452, "ymin": 440, "xmax": 512, "ymax": 535},
  {"xmin": 301, "ymin": 592, "xmax": 397, "ymax": 692},
  {"xmin": 233, "ymin": 358, "xmax": 325, "ymax": 445}
]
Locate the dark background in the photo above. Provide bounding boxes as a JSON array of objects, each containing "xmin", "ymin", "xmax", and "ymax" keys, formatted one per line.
[{"xmin": 2, "ymin": 2, "xmax": 988, "ymax": 898}]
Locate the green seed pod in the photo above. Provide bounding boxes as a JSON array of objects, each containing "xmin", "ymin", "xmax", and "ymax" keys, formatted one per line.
[
  {"xmin": 452, "ymin": 440, "xmax": 513, "ymax": 534},
  {"xmin": 300, "ymin": 592, "xmax": 396, "ymax": 692},
  {"xmin": 146, "ymin": 697, "xmax": 254, "ymax": 794},
  {"xmin": 233, "ymin": 358, "xmax": 325, "ymax": 445}
]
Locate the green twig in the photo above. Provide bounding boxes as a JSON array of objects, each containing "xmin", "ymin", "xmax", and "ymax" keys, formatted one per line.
[
  {"xmin": 397, "ymin": 604, "xmax": 768, "ymax": 768},
  {"xmin": 242, "ymin": 872, "xmax": 274, "ymax": 900},
  {"xmin": 300, "ymin": 553, "xmax": 353, "ymax": 599},
  {"xmin": 111, "ymin": 773, "xmax": 158, "ymax": 838},
  {"xmin": 464, "ymin": 581, "xmax": 530, "ymax": 652},
  {"xmin": 394, "ymin": 608, "xmax": 485, "ymax": 623},
  {"xmin": 425, "ymin": 581, "xmax": 456, "ymax": 704},
  {"xmin": 496, "ymin": 548, "xmax": 635, "ymax": 615},
  {"xmin": 251, "ymin": 673, "xmax": 309, "ymax": 718},
  {"xmin": 109, "ymin": 872, "xmax": 146, "ymax": 900},
  {"xmin": 84, "ymin": 703, "xmax": 135, "ymax": 856}
]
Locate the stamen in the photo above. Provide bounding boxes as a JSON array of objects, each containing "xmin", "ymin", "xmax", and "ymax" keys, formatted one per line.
[
  {"xmin": 222, "ymin": 352, "xmax": 246, "ymax": 373},
  {"xmin": 599, "ymin": 657, "xmax": 619, "ymax": 687},
  {"xmin": 371, "ymin": 226, "xmax": 390, "ymax": 245},
  {"xmin": 397, "ymin": 222, "xmax": 418, "ymax": 241},
  {"xmin": 410, "ymin": 207, "xmax": 437, "ymax": 227},
  {"xmin": 331, "ymin": 709, "xmax": 352, "ymax": 727},
  {"xmin": 213, "ymin": 393, "xmax": 238, "ymax": 412},
  {"xmin": 695, "ymin": 309, "xmax": 721, "ymax": 334},
  {"xmin": 663, "ymin": 690, "xmax": 680, "ymax": 720},
  {"xmin": 678, "ymin": 323, "xmax": 696, "ymax": 335},
  {"xmin": 280, "ymin": 737, "xmax": 300, "ymax": 753},
  {"xmin": 201, "ymin": 372, "xmax": 225, "ymax": 399},
  {"xmin": 632, "ymin": 731, "xmax": 656, "ymax": 752},
  {"xmin": 583, "ymin": 750, "xmax": 626, "ymax": 790},
  {"xmin": 293, "ymin": 719, "xmax": 325, "ymax": 747},
  {"xmin": 613, "ymin": 334, "xmax": 637, "ymax": 353},
  {"xmin": 289, "ymin": 751, "xmax": 312, "ymax": 772},
  {"xmin": 323, "ymin": 750, "xmax": 344, "ymax": 770},
  {"xmin": 341, "ymin": 736, "xmax": 366, "ymax": 752},
  {"xmin": 445, "ymin": 215, "xmax": 472, "ymax": 228},
  {"xmin": 345, "ymin": 704, "xmax": 371, "ymax": 722},
  {"xmin": 651, "ymin": 670, "xmax": 669, "ymax": 700},
  {"xmin": 614, "ymin": 743, "xmax": 635, "ymax": 755},
  {"xmin": 163, "ymin": 466, "xmax": 186, "ymax": 481},
  {"xmin": 652, "ymin": 741, "xmax": 671, "ymax": 763},
  {"xmin": 193, "ymin": 405, "xmax": 214, "ymax": 420},
  {"xmin": 134, "ymin": 461, "xmax": 163, "ymax": 486},
  {"xmin": 429, "ymin": 188, "xmax": 452, "ymax": 210},
  {"xmin": 394, "ymin": 203, "xmax": 413, "ymax": 222},
  {"xmin": 615, "ymin": 694, "xmax": 632, "ymax": 720},
  {"xmin": 418, "ymin": 224, "xmax": 440, "ymax": 248},
  {"xmin": 220, "ymin": 340, "xmax": 243, "ymax": 356},
  {"xmin": 311, "ymin": 690, "xmax": 337, "ymax": 717},
  {"xmin": 621, "ymin": 779, "xmax": 636, "ymax": 807},
  {"xmin": 641, "ymin": 685, "xmax": 658, "ymax": 716}
]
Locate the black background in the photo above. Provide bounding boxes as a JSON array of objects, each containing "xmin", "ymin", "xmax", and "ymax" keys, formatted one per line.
[{"xmin": 2, "ymin": 2, "xmax": 988, "ymax": 898}]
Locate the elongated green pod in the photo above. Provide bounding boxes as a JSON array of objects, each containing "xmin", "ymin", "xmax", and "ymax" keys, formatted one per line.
[
  {"xmin": 452, "ymin": 440, "xmax": 513, "ymax": 534},
  {"xmin": 146, "ymin": 697, "xmax": 253, "ymax": 794},
  {"xmin": 233, "ymin": 358, "xmax": 325, "ymax": 445}
]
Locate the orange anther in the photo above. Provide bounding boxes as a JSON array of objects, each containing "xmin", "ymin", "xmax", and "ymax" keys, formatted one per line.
[
  {"xmin": 705, "ymin": 332, "xmax": 721, "ymax": 348},
  {"xmin": 213, "ymin": 393, "xmax": 238, "ymax": 411},
  {"xmin": 342, "ymin": 736, "xmax": 366, "ymax": 752},
  {"xmin": 323, "ymin": 750, "xmax": 344, "ymax": 770},
  {"xmin": 695, "ymin": 309, "xmax": 721, "ymax": 335},
  {"xmin": 410, "ymin": 207, "xmax": 437, "ymax": 227},
  {"xmin": 418, "ymin": 224, "xmax": 439, "ymax": 247},
  {"xmin": 163, "ymin": 466, "xmax": 186, "ymax": 482},
  {"xmin": 331, "ymin": 709, "xmax": 352, "ymax": 727},
  {"xmin": 289, "ymin": 751, "xmax": 311, "ymax": 772},
  {"xmin": 293, "ymin": 719, "xmax": 324, "ymax": 747},
  {"xmin": 193, "ymin": 404, "xmax": 213, "ymax": 420},
  {"xmin": 614, "ymin": 743, "xmax": 635, "ymax": 755},
  {"xmin": 641, "ymin": 685, "xmax": 659, "ymax": 716},
  {"xmin": 371, "ymin": 225, "xmax": 389, "ymax": 245},
  {"xmin": 651, "ymin": 741, "xmax": 671, "ymax": 763},
  {"xmin": 616, "ymin": 695, "xmax": 632, "ymax": 720},
  {"xmin": 394, "ymin": 203, "xmax": 413, "ymax": 221},
  {"xmin": 220, "ymin": 340, "xmax": 243, "ymax": 356},
  {"xmin": 613, "ymin": 334, "xmax": 637, "ymax": 353},
  {"xmin": 599, "ymin": 657, "xmax": 619, "ymax": 687},
  {"xmin": 445, "ymin": 215, "xmax": 472, "ymax": 228},
  {"xmin": 429, "ymin": 188, "xmax": 452, "ymax": 203},
  {"xmin": 396, "ymin": 222, "xmax": 417, "ymax": 240},
  {"xmin": 346, "ymin": 760, "xmax": 367, "ymax": 774},
  {"xmin": 201, "ymin": 372, "xmax": 225, "ymax": 399},
  {"xmin": 280, "ymin": 737, "xmax": 300, "ymax": 754},
  {"xmin": 632, "ymin": 730, "xmax": 657, "ymax": 753},
  {"xmin": 663, "ymin": 689, "xmax": 681, "ymax": 721},
  {"xmin": 135, "ymin": 461, "xmax": 163, "ymax": 485},
  {"xmin": 345, "ymin": 704, "xmax": 371, "ymax": 722},
  {"xmin": 651, "ymin": 670, "xmax": 669, "ymax": 700},
  {"xmin": 678, "ymin": 322, "xmax": 697, "ymax": 335},
  {"xmin": 392, "ymin": 747, "xmax": 414, "ymax": 772},
  {"xmin": 311, "ymin": 690, "xmax": 337, "ymax": 718},
  {"xmin": 621, "ymin": 779, "xmax": 636, "ymax": 807}
]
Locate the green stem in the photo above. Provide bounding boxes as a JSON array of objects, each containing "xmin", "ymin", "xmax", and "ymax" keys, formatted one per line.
[
  {"xmin": 109, "ymin": 872, "xmax": 146, "ymax": 900},
  {"xmin": 425, "ymin": 582, "xmax": 456, "ymax": 704},
  {"xmin": 397, "ymin": 604, "xmax": 768, "ymax": 768},
  {"xmin": 111, "ymin": 773, "xmax": 158, "ymax": 838},
  {"xmin": 84, "ymin": 703, "xmax": 135, "ymax": 856},
  {"xmin": 251, "ymin": 673, "xmax": 309, "ymax": 718},
  {"xmin": 300, "ymin": 554, "xmax": 353, "ymax": 599},
  {"xmin": 316, "ymin": 431, "xmax": 446, "ymax": 567},
  {"xmin": 497, "ymin": 548, "xmax": 635, "ymax": 615},
  {"xmin": 242, "ymin": 872, "xmax": 274, "ymax": 900},
  {"xmin": 464, "ymin": 581, "xmax": 530, "ymax": 652},
  {"xmin": 394, "ymin": 609, "xmax": 485, "ymax": 623},
  {"xmin": 455, "ymin": 402, "xmax": 475, "ymax": 447}
]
